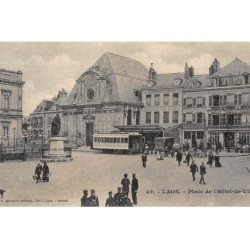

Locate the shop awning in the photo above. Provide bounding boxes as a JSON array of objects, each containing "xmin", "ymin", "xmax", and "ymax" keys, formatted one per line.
[
  {"xmin": 115, "ymin": 124, "xmax": 181, "ymax": 135},
  {"xmin": 115, "ymin": 125, "xmax": 164, "ymax": 133}
]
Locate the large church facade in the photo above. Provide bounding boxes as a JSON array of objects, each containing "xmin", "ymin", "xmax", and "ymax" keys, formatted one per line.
[{"xmin": 30, "ymin": 52, "xmax": 148, "ymax": 146}]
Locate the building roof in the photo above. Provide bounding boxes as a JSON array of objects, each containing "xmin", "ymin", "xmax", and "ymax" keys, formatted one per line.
[
  {"xmin": 184, "ymin": 74, "xmax": 211, "ymax": 89},
  {"xmin": 69, "ymin": 52, "xmax": 148, "ymax": 105},
  {"xmin": 31, "ymin": 99, "xmax": 55, "ymax": 114},
  {"xmin": 156, "ymin": 72, "xmax": 185, "ymax": 87},
  {"xmin": 0, "ymin": 69, "xmax": 23, "ymax": 83},
  {"xmin": 211, "ymin": 57, "xmax": 250, "ymax": 77}
]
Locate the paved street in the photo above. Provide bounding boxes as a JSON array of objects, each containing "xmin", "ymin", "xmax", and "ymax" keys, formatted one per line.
[{"xmin": 0, "ymin": 151, "xmax": 250, "ymax": 206}]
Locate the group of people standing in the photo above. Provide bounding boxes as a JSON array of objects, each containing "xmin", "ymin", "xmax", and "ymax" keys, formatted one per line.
[
  {"xmin": 189, "ymin": 160, "xmax": 207, "ymax": 184},
  {"xmin": 34, "ymin": 160, "xmax": 50, "ymax": 183},
  {"xmin": 80, "ymin": 189, "xmax": 100, "ymax": 207},
  {"xmin": 80, "ymin": 173, "xmax": 139, "ymax": 207}
]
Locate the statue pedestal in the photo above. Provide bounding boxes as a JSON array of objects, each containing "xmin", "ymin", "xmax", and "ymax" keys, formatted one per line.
[{"xmin": 44, "ymin": 137, "xmax": 72, "ymax": 162}]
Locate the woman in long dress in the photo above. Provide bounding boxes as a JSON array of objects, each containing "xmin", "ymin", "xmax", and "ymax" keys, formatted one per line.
[
  {"xmin": 214, "ymin": 153, "xmax": 222, "ymax": 168},
  {"xmin": 207, "ymin": 151, "xmax": 214, "ymax": 168}
]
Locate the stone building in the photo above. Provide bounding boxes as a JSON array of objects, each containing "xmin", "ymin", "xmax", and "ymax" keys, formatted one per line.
[
  {"xmin": 30, "ymin": 52, "xmax": 250, "ymax": 150},
  {"xmin": 206, "ymin": 58, "xmax": 250, "ymax": 149},
  {"xmin": 138, "ymin": 63, "xmax": 184, "ymax": 143},
  {"xmin": 182, "ymin": 57, "xmax": 250, "ymax": 149},
  {"xmin": 30, "ymin": 52, "xmax": 148, "ymax": 146},
  {"xmin": 0, "ymin": 69, "xmax": 24, "ymax": 147}
]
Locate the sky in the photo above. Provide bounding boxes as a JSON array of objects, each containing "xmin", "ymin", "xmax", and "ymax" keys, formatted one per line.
[{"xmin": 1, "ymin": 42, "xmax": 250, "ymax": 116}]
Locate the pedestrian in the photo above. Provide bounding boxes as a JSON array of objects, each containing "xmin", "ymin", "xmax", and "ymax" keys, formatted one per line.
[
  {"xmin": 88, "ymin": 189, "xmax": 99, "ymax": 207},
  {"xmin": 207, "ymin": 151, "xmax": 214, "ymax": 168},
  {"xmin": 214, "ymin": 153, "xmax": 222, "ymax": 168},
  {"xmin": 199, "ymin": 162, "xmax": 206, "ymax": 185},
  {"xmin": 145, "ymin": 144, "xmax": 149, "ymax": 155},
  {"xmin": 42, "ymin": 161, "xmax": 50, "ymax": 182},
  {"xmin": 141, "ymin": 153, "xmax": 147, "ymax": 168},
  {"xmin": 171, "ymin": 150, "xmax": 175, "ymax": 158},
  {"xmin": 176, "ymin": 150, "xmax": 182, "ymax": 166},
  {"xmin": 121, "ymin": 173, "xmax": 130, "ymax": 196},
  {"xmin": 120, "ymin": 192, "xmax": 133, "ymax": 207},
  {"xmin": 105, "ymin": 191, "xmax": 116, "ymax": 207},
  {"xmin": 34, "ymin": 162, "xmax": 43, "ymax": 183},
  {"xmin": 131, "ymin": 174, "xmax": 139, "ymax": 205},
  {"xmin": 114, "ymin": 187, "xmax": 123, "ymax": 206},
  {"xmin": 190, "ymin": 160, "xmax": 198, "ymax": 181},
  {"xmin": 81, "ymin": 189, "xmax": 89, "ymax": 207},
  {"xmin": 185, "ymin": 151, "xmax": 192, "ymax": 166}
]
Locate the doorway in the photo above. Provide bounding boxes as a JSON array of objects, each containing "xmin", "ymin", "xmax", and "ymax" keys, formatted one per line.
[
  {"xmin": 86, "ymin": 123, "xmax": 94, "ymax": 147},
  {"xmin": 224, "ymin": 132, "xmax": 234, "ymax": 149}
]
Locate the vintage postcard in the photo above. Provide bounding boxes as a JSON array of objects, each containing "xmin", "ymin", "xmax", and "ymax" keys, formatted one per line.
[{"xmin": 0, "ymin": 42, "xmax": 250, "ymax": 207}]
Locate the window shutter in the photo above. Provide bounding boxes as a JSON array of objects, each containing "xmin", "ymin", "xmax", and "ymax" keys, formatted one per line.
[
  {"xmin": 234, "ymin": 95, "xmax": 238, "ymax": 105},
  {"xmin": 192, "ymin": 113, "xmax": 196, "ymax": 123},
  {"xmin": 203, "ymin": 97, "xmax": 205, "ymax": 106},
  {"xmin": 238, "ymin": 94, "xmax": 242, "ymax": 105},
  {"xmin": 183, "ymin": 98, "xmax": 186, "ymax": 106},
  {"xmin": 209, "ymin": 96, "xmax": 212, "ymax": 106},
  {"xmin": 193, "ymin": 98, "xmax": 196, "ymax": 107},
  {"xmin": 223, "ymin": 95, "xmax": 227, "ymax": 106},
  {"xmin": 183, "ymin": 114, "xmax": 186, "ymax": 123},
  {"xmin": 219, "ymin": 95, "xmax": 222, "ymax": 106}
]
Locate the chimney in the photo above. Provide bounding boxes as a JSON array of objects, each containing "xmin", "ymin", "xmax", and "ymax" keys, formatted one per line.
[
  {"xmin": 209, "ymin": 58, "xmax": 220, "ymax": 76},
  {"xmin": 148, "ymin": 63, "xmax": 157, "ymax": 82},
  {"xmin": 57, "ymin": 88, "xmax": 67, "ymax": 100},
  {"xmin": 189, "ymin": 65, "xmax": 194, "ymax": 78},
  {"xmin": 184, "ymin": 63, "xmax": 189, "ymax": 79},
  {"xmin": 17, "ymin": 71, "xmax": 23, "ymax": 80}
]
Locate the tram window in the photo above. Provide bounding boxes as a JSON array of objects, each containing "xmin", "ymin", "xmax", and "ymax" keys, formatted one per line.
[
  {"xmin": 117, "ymin": 138, "xmax": 120, "ymax": 143},
  {"xmin": 114, "ymin": 138, "xmax": 117, "ymax": 143},
  {"xmin": 121, "ymin": 138, "xmax": 125, "ymax": 143},
  {"xmin": 104, "ymin": 138, "xmax": 107, "ymax": 143},
  {"xmin": 125, "ymin": 138, "xmax": 128, "ymax": 143}
]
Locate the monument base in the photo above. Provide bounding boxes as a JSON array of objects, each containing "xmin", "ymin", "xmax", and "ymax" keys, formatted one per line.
[{"xmin": 43, "ymin": 137, "xmax": 73, "ymax": 162}]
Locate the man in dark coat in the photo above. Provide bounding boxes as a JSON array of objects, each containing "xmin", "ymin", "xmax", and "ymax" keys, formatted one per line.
[
  {"xmin": 105, "ymin": 191, "xmax": 116, "ymax": 207},
  {"xmin": 88, "ymin": 189, "xmax": 99, "ymax": 207},
  {"xmin": 121, "ymin": 173, "xmax": 130, "ymax": 196},
  {"xmin": 190, "ymin": 160, "xmax": 199, "ymax": 181},
  {"xmin": 35, "ymin": 162, "xmax": 43, "ymax": 183},
  {"xmin": 114, "ymin": 187, "xmax": 123, "ymax": 206},
  {"xmin": 185, "ymin": 151, "xmax": 192, "ymax": 167},
  {"xmin": 42, "ymin": 161, "xmax": 49, "ymax": 182},
  {"xmin": 131, "ymin": 174, "xmax": 139, "ymax": 205},
  {"xmin": 141, "ymin": 153, "xmax": 147, "ymax": 168},
  {"xmin": 199, "ymin": 162, "xmax": 206, "ymax": 185},
  {"xmin": 120, "ymin": 192, "xmax": 133, "ymax": 207},
  {"xmin": 176, "ymin": 150, "xmax": 182, "ymax": 166},
  {"xmin": 81, "ymin": 189, "xmax": 89, "ymax": 207}
]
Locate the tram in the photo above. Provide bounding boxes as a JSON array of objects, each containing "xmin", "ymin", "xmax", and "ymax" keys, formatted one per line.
[{"xmin": 93, "ymin": 132, "xmax": 144, "ymax": 153}]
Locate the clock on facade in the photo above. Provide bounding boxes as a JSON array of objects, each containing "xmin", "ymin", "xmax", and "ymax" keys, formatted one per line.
[{"xmin": 87, "ymin": 88, "xmax": 95, "ymax": 100}]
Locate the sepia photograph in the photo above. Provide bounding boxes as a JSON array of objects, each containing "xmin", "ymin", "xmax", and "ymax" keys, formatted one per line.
[
  {"xmin": 0, "ymin": 42, "xmax": 250, "ymax": 207},
  {"xmin": 2, "ymin": 1, "xmax": 250, "ymax": 250}
]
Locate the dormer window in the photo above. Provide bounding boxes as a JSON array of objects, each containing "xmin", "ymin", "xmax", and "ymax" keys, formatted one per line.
[{"xmin": 244, "ymin": 74, "xmax": 249, "ymax": 85}]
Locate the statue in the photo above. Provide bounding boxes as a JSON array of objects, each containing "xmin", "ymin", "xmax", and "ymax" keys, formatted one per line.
[{"xmin": 51, "ymin": 114, "xmax": 61, "ymax": 137}]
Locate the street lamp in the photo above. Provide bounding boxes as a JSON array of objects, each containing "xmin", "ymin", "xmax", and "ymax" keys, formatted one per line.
[
  {"xmin": 40, "ymin": 132, "xmax": 44, "ymax": 158},
  {"xmin": 13, "ymin": 128, "xmax": 16, "ymax": 152},
  {"xmin": 203, "ymin": 116, "xmax": 208, "ymax": 154}
]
